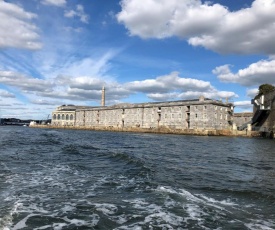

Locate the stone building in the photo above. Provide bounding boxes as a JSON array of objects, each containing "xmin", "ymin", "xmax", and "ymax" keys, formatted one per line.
[
  {"xmin": 233, "ymin": 112, "xmax": 253, "ymax": 130},
  {"xmin": 51, "ymin": 96, "xmax": 234, "ymax": 130}
]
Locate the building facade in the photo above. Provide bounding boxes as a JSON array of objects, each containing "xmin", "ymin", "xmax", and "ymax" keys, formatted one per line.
[
  {"xmin": 51, "ymin": 97, "xmax": 234, "ymax": 130},
  {"xmin": 233, "ymin": 112, "xmax": 253, "ymax": 129}
]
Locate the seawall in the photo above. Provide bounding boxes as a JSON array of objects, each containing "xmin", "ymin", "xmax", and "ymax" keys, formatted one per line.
[{"xmin": 29, "ymin": 124, "xmax": 261, "ymax": 137}]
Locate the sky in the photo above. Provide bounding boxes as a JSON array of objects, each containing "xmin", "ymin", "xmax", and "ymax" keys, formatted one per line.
[{"xmin": 0, "ymin": 0, "xmax": 275, "ymax": 119}]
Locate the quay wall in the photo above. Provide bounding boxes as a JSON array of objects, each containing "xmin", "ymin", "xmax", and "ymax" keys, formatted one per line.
[{"xmin": 30, "ymin": 124, "xmax": 260, "ymax": 137}]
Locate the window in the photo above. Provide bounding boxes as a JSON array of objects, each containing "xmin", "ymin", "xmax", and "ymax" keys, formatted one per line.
[
  {"xmin": 57, "ymin": 114, "xmax": 60, "ymax": 120},
  {"xmin": 70, "ymin": 114, "xmax": 74, "ymax": 120},
  {"xmin": 66, "ymin": 114, "xmax": 69, "ymax": 120},
  {"xmin": 62, "ymin": 114, "xmax": 65, "ymax": 120},
  {"xmin": 53, "ymin": 114, "xmax": 56, "ymax": 120}
]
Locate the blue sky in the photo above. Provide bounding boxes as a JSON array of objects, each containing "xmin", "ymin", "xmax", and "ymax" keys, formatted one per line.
[{"xmin": 0, "ymin": 0, "xmax": 275, "ymax": 119}]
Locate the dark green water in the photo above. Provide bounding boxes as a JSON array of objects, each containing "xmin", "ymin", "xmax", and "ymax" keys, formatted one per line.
[{"xmin": 0, "ymin": 126, "xmax": 275, "ymax": 229}]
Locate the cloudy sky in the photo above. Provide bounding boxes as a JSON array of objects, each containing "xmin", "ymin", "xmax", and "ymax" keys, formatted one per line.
[{"xmin": 0, "ymin": 0, "xmax": 275, "ymax": 119}]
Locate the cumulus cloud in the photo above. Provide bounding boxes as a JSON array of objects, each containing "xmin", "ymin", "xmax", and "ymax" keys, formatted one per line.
[
  {"xmin": 30, "ymin": 99, "xmax": 61, "ymax": 105},
  {"xmin": 213, "ymin": 59, "xmax": 275, "ymax": 86},
  {"xmin": 0, "ymin": 71, "xmax": 53, "ymax": 92},
  {"xmin": 42, "ymin": 0, "xmax": 66, "ymax": 7},
  {"xmin": 125, "ymin": 71, "xmax": 213, "ymax": 93},
  {"xmin": 246, "ymin": 88, "xmax": 258, "ymax": 98},
  {"xmin": 0, "ymin": 89, "xmax": 15, "ymax": 98},
  {"xmin": 178, "ymin": 90, "xmax": 238, "ymax": 101},
  {"xmin": 117, "ymin": 0, "xmax": 275, "ymax": 55},
  {"xmin": 124, "ymin": 71, "xmax": 238, "ymax": 101},
  {"xmin": 234, "ymin": 101, "xmax": 253, "ymax": 110},
  {"xmin": 0, "ymin": 1, "xmax": 42, "ymax": 50},
  {"xmin": 64, "ymin": 4, "xmax": 89, "ymax": 23}
]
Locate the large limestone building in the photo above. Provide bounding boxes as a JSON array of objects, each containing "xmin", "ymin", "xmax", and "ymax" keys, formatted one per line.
[{"xmin": 51, "ymin": 96, "xmax": 234, "ymax": 130}]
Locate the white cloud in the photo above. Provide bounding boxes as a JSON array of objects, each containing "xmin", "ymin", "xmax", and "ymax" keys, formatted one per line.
[
  {"xmin": 246, "ymin": 88, "xmax": 258, "ymax": 98},
  {"xmin": 117, "ymin": 0, "xmax": 275, "ymax": 55},
  {"xmin": 213, "ymin": 59, "xmax": 275, "ymax": 86},
  {"xmin": 30, "ymin": 99, "xmax": 61, "ymax": 105},
  {"xmin": 0, "ymin": 71, "xmax": 53, "ymax": 92},
  {"xmin": 124, "ymin": 71, "xmax": 238, "ymax": 101},
  {"xmin": 125, "ymin": 71, "xmax": 213, "ymax": 93},
  {"xmin": 0, "ymin": 1, "xmax": 42, "ymax": 50},
  {"xmin": 64, "ymin": 4, "xmax": 89, "ymax": 23},
  {"xmin": 42, "ymin": 0, "xmax": 66, "ymax": 7},
  {"xmin": 234, "ymin": 101, "xmax": 253, "ymax": 110},
  {"xmin": 178, "ymin": 90, "xmax": 238, "ymax": 101},
  {"xmin": 0, "ymin": 89, "xmax": 15, "ymax": 98}
]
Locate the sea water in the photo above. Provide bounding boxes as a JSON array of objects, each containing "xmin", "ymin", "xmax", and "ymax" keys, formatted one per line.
[{"xmin": 0, "ymin": 126, "xmax": 274, "ymax": 229}]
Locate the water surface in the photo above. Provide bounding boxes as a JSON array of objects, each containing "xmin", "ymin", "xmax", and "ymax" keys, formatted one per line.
[{"xmin": 0, "ymin": 126, "xmax": 275, "ymax": 229}]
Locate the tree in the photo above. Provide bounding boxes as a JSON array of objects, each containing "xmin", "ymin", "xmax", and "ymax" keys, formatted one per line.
[{"xmin": 255, "ymin": 84, "xmax": 275, "ymax": 98}]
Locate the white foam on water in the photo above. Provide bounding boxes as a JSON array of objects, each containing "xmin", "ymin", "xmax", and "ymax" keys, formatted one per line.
[
  {"xmin": 33, "ymin": 225, "xmax": 52, "ymax": 230},
  {"xmin": 93, "ymin": 203, "xmax": 118, "ymax": 215},
  {"xmin": 52, "ymin": 223, "xmax": 67, "ymax": 230},
  {"xmin": 13, "ymin": 214, "xmax": 37, "ymax": 230},
  {"xmin": 196, "ymin": 194, "xmax": 238, "ymax": 206},
  {"xmin": 0, "ymin": 202, "xmax": 23, "ymax": 230},
  {"xmin": 145, "ymin": 212, "xmax": 184, "ymax": 226},
  {"xmin": 62, "ymin": 214, "xmax": 100, "ymax": 227},
  {"xmin": 245, "ymin": 219, "xmax": 275, "ymax": 230},
  {"xmin": 156, "ymin": 185, "xmax": 232, "ymax": 211},
  {"xmin": 60, "ymin": 204, "xmax": 76, "ymax": 213},
  {"xmin": 115, "ymin": 225, "xmax": 143, "ymax": 230},
  {"xmin": 122, "ymin": 198, "xmax": 185, "ymax": 228}
]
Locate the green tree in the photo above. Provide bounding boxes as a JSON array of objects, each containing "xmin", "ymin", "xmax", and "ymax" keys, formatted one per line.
[{"xmin": 255, "ymin": 84, "xmax": 275, "ymax": 98}]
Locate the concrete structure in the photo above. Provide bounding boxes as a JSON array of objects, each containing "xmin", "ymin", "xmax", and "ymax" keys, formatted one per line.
[
  {"xmin": 51, "ymin": 96, "xmax": 234, "ymax": 130},
  {"xmin": 251, "ymin": 91, "xmax": 275, "ymax": 132}
]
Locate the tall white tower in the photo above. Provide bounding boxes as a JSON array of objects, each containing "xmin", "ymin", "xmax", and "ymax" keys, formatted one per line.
[{"xmin": 101, "ymin": 86, "xmax": 105, "ymax": 106}]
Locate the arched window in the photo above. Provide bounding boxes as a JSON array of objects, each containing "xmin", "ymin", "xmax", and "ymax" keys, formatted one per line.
[
  {"xmin": 53, "ymin": 114, "xmax": 56, "ymax": 120},
  {"xmin": 57, "ymin": 114, "xmax": 61, "ymax": 120},
  {"xmin": 62, "ymin": 114, "xmax": 65, "ymax": 120},
  {"xmin": 70, "ymin": 114, "xmax": 74, "ymax": 120},
  {"xmin": 66, "ymin": 114, "xmax": 69, "ymax": 120}
]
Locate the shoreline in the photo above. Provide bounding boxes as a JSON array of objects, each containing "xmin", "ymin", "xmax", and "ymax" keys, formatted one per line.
[{"xmin": 29, "ymin": 124, "xmax": 262, "ymax": 138}]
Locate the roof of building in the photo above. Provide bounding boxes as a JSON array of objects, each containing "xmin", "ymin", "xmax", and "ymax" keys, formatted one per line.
[{"xmin": 53, "ymin": 97, "xmax": 233, "ymax": 112}]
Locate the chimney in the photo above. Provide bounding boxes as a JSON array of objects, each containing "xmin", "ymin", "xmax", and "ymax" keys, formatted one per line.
[{"xmin": 101, "ymin": 86, "xmax": 105, "ymax": 106}]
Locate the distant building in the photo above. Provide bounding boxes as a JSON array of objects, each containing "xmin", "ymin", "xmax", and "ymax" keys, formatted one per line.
[
  {"xmin": 51, "ymin": 96, "xmax": 234, "ymax": 130},
  {"xmin": 233, "ymin": 112, "xmax": 253, "ymax": 130}
]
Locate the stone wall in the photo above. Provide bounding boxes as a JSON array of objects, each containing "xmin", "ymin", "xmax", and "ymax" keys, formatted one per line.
[{"xmin": 233, "ymin": 112, "xmax": 253, "ymax": 128}]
